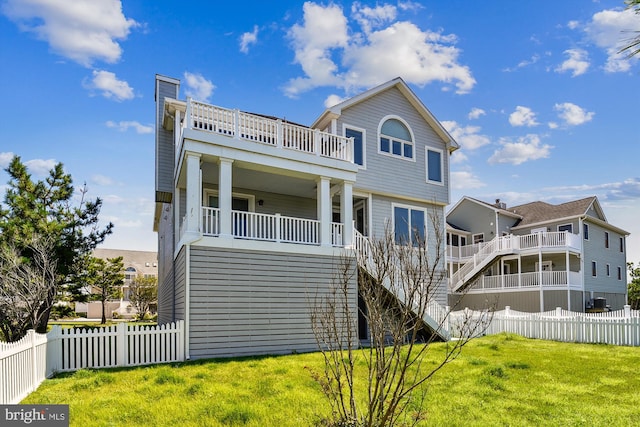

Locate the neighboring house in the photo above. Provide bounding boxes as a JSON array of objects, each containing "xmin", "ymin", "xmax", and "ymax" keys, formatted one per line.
[
  {"xmin": 447, "ymin": 196, "xmax": 629, "ymax": 312},
  {"xmin": 75, "ymin": 249, "xmax": 158, "ymax": 319},
  {"xmin": 154, "ymin": 75, "xmax": 458, "ymax": 359}
]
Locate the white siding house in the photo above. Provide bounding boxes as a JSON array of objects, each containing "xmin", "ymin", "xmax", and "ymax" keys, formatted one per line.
[{"xmin": 153, "ymin": 75, "xmax": 458, "ymax": 358}]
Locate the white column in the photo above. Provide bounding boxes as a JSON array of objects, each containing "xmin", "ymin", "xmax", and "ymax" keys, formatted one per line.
[
  {"xmin": 566, "ymin": 250, "xmax": 571, "ymax": 310},
  {"xmin": 184, "ymin": 153, "xmax": 201, "ymax": 240},
  {"xmin": 317, "ymin": 176, "xmax": 331, "ymax": 246},
  {"xmin": 341, "ymin": 181, "xmax": 354, "ymax": 247},
  {"xmin": 219, "ymin": 158, "xmax": 234, "ymax": 238},
  {"xmin": 539, "ymin": 250, "xmax": 544, "ymax": 312}
]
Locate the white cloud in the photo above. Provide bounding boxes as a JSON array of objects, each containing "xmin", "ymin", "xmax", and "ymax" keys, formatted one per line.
[
  {"xmin": 585, "ymin": 7, "xmax": 639, "ymax": 72},
  {"xmin": 2, "ymin": 0, "xmax": 137, "ymax": 67},
  {"xmin": 106, "ymin": 120, "xmax": 153, "ymax": 134},
  {"xmin": 0, "ymin": 152, "xmax": 15, "ymax": 168},
  {"xmin": 324, "ymin": 94, "xmax": 346, "ymax": 108},
  {"xmin": 450, "ymin": 151, "xmax": 468, "ymax": 164},
  {"xmin": 239, "ymin": 25, "xmax": 259, "ymax": 54},
  {"xmin": 451, "ymin": 170, "xmax": 485, "ymax": 190},
  {"xmin": 91, "ymin": 174, "xmax": 114, "ymax": 186},
  {"xmin": 548, "ymin": 121, "xmax": 559, "ymax": 129},
  {"xmin": 554, "ymin": 102, "xmax": 595, "ymax": 126},
  {"xmin": 509, "ymin": 106, "xmax": 539, "ymax": 127},
  {"xmin": 351, "ymin": 2, "xmax": 397, "ymax": 34},
  {"xmin": 25, "ymin": 158, "xmax": 57, "ymax": 176},
  {"xmin": 567, "ymin": 20, "xmax": 580, "ymax": 30},
  {"xmin": 488, "ymin": 134, "xmax": 552, "ymax": 165},
  {"xmin": 468, "ymin": 107, "xmax": 486, "ymax": 120},
  {"xmin": 555, "ymin": 48, "xmax": 590, "ymax": 76},
  {"xmin": 285, "ymin": 2, "xmax": 475, "ymax": 97},
  {"xmin": 503, "ymin": 54, "xmax": 540, "ymax": 72},
  {"xmin": 397, "ymin": 1, "xmax": 423, "ymax": 12},
  {"xmin": 184, "ymin": 71, "xmax": 215, "ymax": 102},
  {"xmin": 84, "ymin": 70, "xmax": 134, "ymax": 101},
  {"xmin": 441, "ymin": 120, "xmax": 490, "ymax": 151}
]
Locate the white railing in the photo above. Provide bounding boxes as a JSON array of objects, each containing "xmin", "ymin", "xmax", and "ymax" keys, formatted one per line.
[
  {"xmin": 0, "ymin": 321, "xmax": 185, "ymax": 404},
  {"xmin": 450, "ymin": 231, "xmax": 581, "ymax": 292},
  {"xmin": 468, "ymin": 270, "xmax": 583, "ymax": 292},
  {"xmin": 353, "ymin": 230, "xmax": 451, "ymax": 340},
  {"xmin": 450, "ymin": 306, "xmax": 640, "ymax": 346},
  {"xmin": 447, "ymin": 242, "xmax": 485, "ymax": 259},
  {"xmin": 187, "ymin": 99, "xmax": 353, "ymax": 162},
  {"xmin": 201, "ymin": 208, "xmax": 348, "ymax": 246}
]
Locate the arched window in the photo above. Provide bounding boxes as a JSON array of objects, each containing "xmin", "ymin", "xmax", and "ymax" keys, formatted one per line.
[{"xmin": 379, "ymin": 118, "xmax": 414, "ymax": 160}]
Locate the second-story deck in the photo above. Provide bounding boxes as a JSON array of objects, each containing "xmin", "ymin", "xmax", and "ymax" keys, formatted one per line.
[{"xmin": 179, "ymin": 99, "xmax": 354, "ymax": 163}]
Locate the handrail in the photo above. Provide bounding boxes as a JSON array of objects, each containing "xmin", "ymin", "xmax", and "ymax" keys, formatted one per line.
[{"xmin": 187, "ymin": 99, "xmax": 354, "ymax": 162}]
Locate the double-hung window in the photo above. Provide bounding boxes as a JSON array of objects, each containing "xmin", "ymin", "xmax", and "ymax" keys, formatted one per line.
[
  {"xmin": 379, "ymin": 118, "xmax": 414, "ymax": 160},
  {"xmin": 393, "ymin": 205, "xmax": 425, "ymax": 246},
  {"xmin": 345, "ymin": 126, "xmax": 365, "ymax": 167}
]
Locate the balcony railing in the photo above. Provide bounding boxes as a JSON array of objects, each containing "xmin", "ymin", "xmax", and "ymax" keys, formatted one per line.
[
  {"xmin": 200, "ymin": 207, "xmax": 343, "ymax": 246},
  {"xmin": 187, "ymin": 99, "xmax": 354, "ymax": 163},
  {"xmin": 468, "ymin": 271, "xmax": 583, "ymax": 292}
]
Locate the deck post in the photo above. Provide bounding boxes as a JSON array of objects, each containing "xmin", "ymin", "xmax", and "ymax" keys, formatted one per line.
[{"xmin": 317, "ymin": 176, "xmax": 331, "ymax": 246}]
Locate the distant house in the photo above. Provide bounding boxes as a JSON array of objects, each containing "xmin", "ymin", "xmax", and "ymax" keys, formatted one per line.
[
  {"xmin": 154, "ymin": 75, "xmax": 458, "ymax": 358},
  {"xmin": 447, "ymin": 196, "xmax": 629, "ymax": 312},
  {"xmin": 74, "ymin": 249, "xmax": 158, "ymax": 319}
]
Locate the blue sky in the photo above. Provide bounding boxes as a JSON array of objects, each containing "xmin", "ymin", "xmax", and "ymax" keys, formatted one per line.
[{"xmin": 1, "ymin": 0, "xmax": 639, "ymax": 263}]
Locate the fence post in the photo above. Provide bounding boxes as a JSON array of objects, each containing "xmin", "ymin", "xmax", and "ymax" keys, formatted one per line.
[
  {"xmin": 117, "ymin": 323, "xmax": 127, "ymax": 368},
  {"xmin": 624, "ymin": 304, "xmax": 631, "ymax": 318},
  {"xmin": 28, "ymin": 330, "xmax": 37, "ymax": 393},
  {"xmin": 556, "ymin": 307, "xmax": 562, "ymax": 317},
  {"xmin": 46, "ymin": 325, "xmax": 62, "ymax": 377},
  {"xmin": 505, "ymin": 306, "xmax": 510, "ymax": 316}
]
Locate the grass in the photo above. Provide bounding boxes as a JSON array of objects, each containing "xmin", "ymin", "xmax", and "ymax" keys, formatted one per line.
[{"xmin": 23, "ymin": 333, "xmax": 640, "ymax": 426}]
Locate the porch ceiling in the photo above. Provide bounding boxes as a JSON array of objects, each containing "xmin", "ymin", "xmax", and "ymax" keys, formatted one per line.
[{"xmin": 200, "ymin": 161, "xmax": 320, "ymax": 199}]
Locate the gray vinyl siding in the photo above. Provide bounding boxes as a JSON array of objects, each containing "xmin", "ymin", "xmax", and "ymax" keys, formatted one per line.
[
  {"xmin": 174, "ymin": 247, "xmax": 186, "ymax": 321},
  {"xmin": 157, "ymin": 201, "xmax": 175, "ymax": 324},
  {"xmin": 514, "ymin": 219, "xmax": 580, "ymax": 235},
  {"xmin": 447, "ymin": 200, "xmax": 496, "ymax": 242},
  {"xmin": 590, "ymin": 292, "xmax": 626, "ymax": 310},
  {"xmin": 583, "ymin": 220, "xmax": 627, "ymax": 295},
  {"xmin": 337, "ymin": 86, "xmax": 449, "ymax": 204},
  {"xmin": 157, "ymin": 267, "xmax": 174, "ymax": 325},
  {"xmin": 187, "ymin": 246, "xmax": 357, "ymax": 358},
  {"xmin": 155, "ymin": 78, "xmax": 178, "ymax": 198}
]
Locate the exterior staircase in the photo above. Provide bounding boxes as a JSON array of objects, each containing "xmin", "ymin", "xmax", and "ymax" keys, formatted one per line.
[{"xmin": 353, "ymin": 231, "xmax": 451, "ymax": 341}]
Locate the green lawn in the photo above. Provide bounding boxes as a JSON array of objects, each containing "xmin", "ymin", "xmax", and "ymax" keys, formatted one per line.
[{"xmin": 23, "ymin": 333, "xmax": 640, "ymax": 426}]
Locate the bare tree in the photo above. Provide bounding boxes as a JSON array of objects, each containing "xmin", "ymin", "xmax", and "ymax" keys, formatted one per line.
[
  {"xmin": 311, "ymin": 212, "xmax": 489, "ymax": 426},
  {"xmin": 0, "ymin": 235, "xmax": 57, "ymax": 342},
  {"xmin": 128, "ymin": 274, "xmax": 158, "ymax": 319}
]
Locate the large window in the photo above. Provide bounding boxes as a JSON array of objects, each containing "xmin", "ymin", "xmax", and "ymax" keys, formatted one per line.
[
  {"xmin": 558, "ymin": 224, "xmax": 573, "ymax": 233},
  {"xmin": 393, "ymin": 205, "xmax": 425, "ymax": 246},
  {"xmin": 345, "ymin": 126, "xmax": 365, "ymax": 167},
  {"xmin": 379, "ymin": 118, "xmax": 414, "ymax": 160},
  {"xmin": 426, "ymin": 148, "xmax": 443, "ymax": 184}
]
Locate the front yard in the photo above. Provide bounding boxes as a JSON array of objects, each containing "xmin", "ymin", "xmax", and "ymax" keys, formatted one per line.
[{"xmin": 23, "ymin": 333, "xmax": 640, "ymax": 426}]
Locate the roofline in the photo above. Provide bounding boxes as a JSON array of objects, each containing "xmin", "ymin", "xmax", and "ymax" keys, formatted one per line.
[
  {"xmin": 510, "ymin": 213, "xmax": 629, "ymax": 235},
  {"xmin": 447, "ymin": 196, "xmax": 523, "ymax": 219},
  {"xmin": 311, "ymin": 78, "xmax": 459, "ymax": 153}
]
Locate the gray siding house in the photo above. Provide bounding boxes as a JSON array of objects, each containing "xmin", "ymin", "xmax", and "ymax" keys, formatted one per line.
[
  {"xmin": 447, "ymin": 196, "xmax": 629, "ymax": 312},
  {"xmin": 153, "ymin": 75, "xmax": 458, "ymax": 358}
]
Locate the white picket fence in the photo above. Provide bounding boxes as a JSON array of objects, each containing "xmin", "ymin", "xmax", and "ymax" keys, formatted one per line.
[
  {"xmin": 450, "ymin": 305, "xmax": 640, "ymax": 346},
  {"xmin": 0, "ymin": 321, "xmax": 184, "ymax": 405}
]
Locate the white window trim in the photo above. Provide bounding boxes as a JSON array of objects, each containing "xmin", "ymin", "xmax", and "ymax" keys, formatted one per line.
[
  {"xmin": 425, "ymin": 146, "xmax": 445, "ymax": 186},
  {"xmin": 592, "ymin": 260, "xmax": 597, "ymax": 277},
  {"xmin": 391, "ymin": 202, "xmax": 428, "ymax": 245},
  {"xmin": 203, "ymin": 189, "xmax": 256, "ymax": 211},
  {"xmin": 604, "ymin": 231, "xmax": 610, "ymax": 249},
  {"xmin": 377, "ymin": 115, "xmax": 416, "ymax": 162},
  {"xmin": 583, "ymin": 223, "xmax": 590, "ymax": 240},
  {"xmin": 606, "ymin": 263, "xmax": 611, "ymax": 277},
  {"xmin": 472, "ymin": 233, "xmax": 484, "ymax": 244},
  {"xmin": 535, "ymin": 261, "xmax": 552, "ymax": 272},
  {"xmin": 343, "ymin": 123, "xmax": 367, "ymax": 170},
  {"xmin": 620, "ymin": 236, "xmax": 625, "ymax": 253},
  {"xmin": 618, "ymin": 266, "xmax": 623, "ymax": 281},
  {"xmin": 557, "ymin": 223, "xmax": 573, "ymax": 233}
]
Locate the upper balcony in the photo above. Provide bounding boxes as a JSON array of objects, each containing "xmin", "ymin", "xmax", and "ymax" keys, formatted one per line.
[{"xmin": 169, "ymin": 98, "xmax": 355, "ymax": 167}]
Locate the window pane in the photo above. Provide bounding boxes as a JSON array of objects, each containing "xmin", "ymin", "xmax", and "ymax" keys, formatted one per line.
[
  {"xmin": 208, "ymin": 195, "xmax": 219, "ymax": 208},
  {"xmin": 427, "ymin": 150, "xmax": 442, "ymax": 182},
  {"xmin": 392, "ymin": 140, "xmax": 402, "ymax": 155},
  {"xmin": 583, "ymin": 223, "xmax": 589, "ymax": 239},
  {"xmin": 394, "ymin": 207, "xmax": 409, "ymax": 244},
  {"xmin": 381, "ymin": 119, "xmax": 411, "ymax": 141},
  {"xmin": 592, "ymin": 261, "xmax": 597, "ymax": 277},
  {"xmin": 410, "ymin": 209, "xmax": 425, "ymax": 246},
  {"xmin": 380, "ymin": 137, "xmax": 390, "ymax": 153},
  {"xmin": 346, "ymin": 128, "xmax": 364, "ymax": 166},
  {"xmin": 403, "ymin": 143, "xmax": 413, "ymax": 159},
  {"xmin": 558, "ymin": 224, "xmax": 572, "ymax": 233}
]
